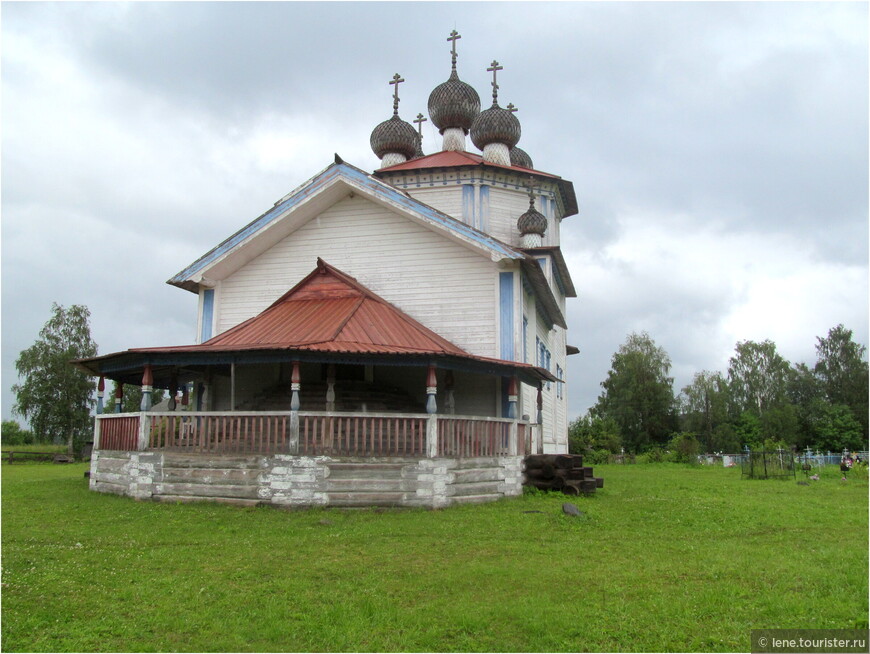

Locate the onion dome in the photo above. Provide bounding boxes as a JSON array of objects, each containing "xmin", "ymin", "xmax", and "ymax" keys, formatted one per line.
[
  {"xmin": 510, "ymin": 146, "xmax": 533, "ymax": 169},
  {"xmin": 428, "ymin": 32, "xmax": 480, "ymax": 135},
  {"xmin": 370, "ymin": 74, "xmax": 418, "ymax": 163},
  {"xmin": 518, "ymin": 199, "xmax": 547, "ymax": 236},
  {"xmin": 470, "ymin": 61, "xmax": 521, "ymax": 151},
  {"xmin": 518, "ymin": 176, "xmax": 547, "ymax": 247}
]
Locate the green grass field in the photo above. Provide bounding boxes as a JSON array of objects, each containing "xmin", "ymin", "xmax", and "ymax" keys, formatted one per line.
[{"xmin": 2, "ymin": 461, "xmax": 867, "ymax": 652}]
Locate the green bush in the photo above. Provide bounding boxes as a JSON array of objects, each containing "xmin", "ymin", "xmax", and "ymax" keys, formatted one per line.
[
  {"xmin": 668, "ymin": 432, "xmax": 700, "ymax": 464},
  {"xmin": 645, "ymin": 447, "xmax": 667, "ymax": 463},
  {"xmin": 587, "ymin": 449, "xmax": 611, "ymax": 465},
  {"xmin": 1, "ymin": 420, "xmax": 34, "ymax": 446}
]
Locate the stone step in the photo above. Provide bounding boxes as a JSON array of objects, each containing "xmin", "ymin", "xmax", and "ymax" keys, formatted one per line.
[
  {"xmin": 154, "ymin": 482, "xmax": 261, "ymax": 500},
  {"xmin": 451, "ymin": 467, "xmax": 502, "ymax": 484},
  {"xmin": 161, "ymin": 455, "xmax": 264, "ymax": 469},
  {"xmin": 161, "ymin": 467, "xmax": 262, "ymax": 485},
  {"xmin": 326, "ymin": 491, "xmax": 405, "ymax": 507},
  {"xmin": 448, "ymin": 481, "xmax": 503, "ymax": 497},
  {"xmin": 326, "ymin": 478, "xmax": 405, "ymax": 492}
]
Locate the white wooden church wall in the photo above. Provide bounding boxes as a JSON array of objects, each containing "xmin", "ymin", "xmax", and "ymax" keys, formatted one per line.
[{"xmin": 213, "ymin": 195, "xmax": 499, "ymax": 359}]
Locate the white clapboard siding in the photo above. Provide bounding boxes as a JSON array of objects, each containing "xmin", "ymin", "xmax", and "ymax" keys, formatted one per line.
[
  {"xmin": 402, "ymin": 187, "xmax": 465, "ymax": 224},
  {"xmin": 215, "ymin": 195, "xmax": 499, "ymax": 358}
]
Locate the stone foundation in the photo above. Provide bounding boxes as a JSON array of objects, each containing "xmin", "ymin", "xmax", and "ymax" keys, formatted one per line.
[{"xmin": 89, "ymin": 451, "xmax": 524, "ymax": 508}]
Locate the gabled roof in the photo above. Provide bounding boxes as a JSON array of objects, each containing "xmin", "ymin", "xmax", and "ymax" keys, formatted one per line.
[
  {"xmin": 375, "ymin": 150, "xmax": 579, "ymax": 218},
  {"xmin": 75, "ymin": 259, "xmax": 557, "ymax": 386},
  {"xmin": 167, "ymin": 160, "xmax": 526, "ymax": 293}
]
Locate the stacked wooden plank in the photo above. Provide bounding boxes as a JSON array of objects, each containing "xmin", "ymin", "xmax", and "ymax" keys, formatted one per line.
[{"xmin": 523, "ymin": 454, "xmax": 604, "ymax": 495}]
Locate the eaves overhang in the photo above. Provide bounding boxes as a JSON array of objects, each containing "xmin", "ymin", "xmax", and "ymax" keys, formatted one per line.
[{"xmin": 520, "ymin": 246, "xmax": 577, "ymax": 298}]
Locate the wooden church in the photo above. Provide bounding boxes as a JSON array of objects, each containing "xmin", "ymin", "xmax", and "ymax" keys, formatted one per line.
[{"xmin": 75, "ymin": 32, "xmax": 579, "ymax": 507}]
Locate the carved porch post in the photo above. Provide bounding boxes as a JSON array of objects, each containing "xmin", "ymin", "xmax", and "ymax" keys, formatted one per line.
[
  {"xmin": 507, "ymin": 376, "xmax": 518, "ymax": 420},
  {"xmin": 140, "ymin": 364, "xmax": 153, "ymax": 411},
  {"xmin": 114, "ymin": 384, "xmax": 123, "ymax": 413},
  {"xmin": 96, "ymin": 376, "xmax": 105, "ymax": 415},
  {"xmin": 288, "ymin": 361, "xmax": 300, "ymax": 454},
  {"xmin": 426, "ymin": 364, "xmax": 437, "ymax": 414},
  {"xmin": 326, "ymin": 364, "xmax": 336, "ymax": 412}
]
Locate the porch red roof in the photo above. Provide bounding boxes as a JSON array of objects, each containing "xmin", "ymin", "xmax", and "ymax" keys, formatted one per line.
[{"xmin": 73, "ymin": 259, "xmax": 558, "ymax": 386}]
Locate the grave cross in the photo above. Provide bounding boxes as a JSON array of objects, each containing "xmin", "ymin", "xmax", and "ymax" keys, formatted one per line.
[
  {"xmin": 389, "ymin": 73, "xmax": 405, "ymax": 115},
  {"xmin": 487, "ymin": 60, "xmax": 503, "ymax": 104}
]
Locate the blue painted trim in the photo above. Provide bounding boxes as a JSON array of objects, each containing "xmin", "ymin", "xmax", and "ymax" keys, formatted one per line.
[
  {"xmin": 499, "ymin": 272, "xmax": 514, "ymax": 361},
  {"xmin": 201, "ymin": 289, "xmax": 214, "ymax": 342},
  {"xmin": 169, "ymin": 162, "xmax": 523, "ymax": 286},
  {"xmin": 522, "ymin": 316, "xmax": 528, "ymax": 363},
  {"xmin": 478, "ymin": 185, "xmax": 490, "ymax": 232}
]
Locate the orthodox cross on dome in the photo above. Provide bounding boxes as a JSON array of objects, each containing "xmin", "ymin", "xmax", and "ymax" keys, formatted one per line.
[
  {"xmin": 507, "ymin": 103, "xmax": 518, "ymax": 113},
  {"xmin": 487, "ymin": 60, "xmax": 503, "ymax": 104},
  {"xmin": 524, "ymin": 175, "xmax": 538, "ymax": 207},
  {"xmin": 448, "ymin": 30, "xmax": 461, "ymax": 70},
  {"xmin": 414, "ymin": 112, "xmax": 427, "ymax": 139},
  {"xmin": 389, "ymin": 73, "xmax": 405, "ymax": 116}
]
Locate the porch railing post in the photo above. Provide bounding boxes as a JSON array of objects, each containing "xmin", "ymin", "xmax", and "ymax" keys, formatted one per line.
[
  {"xmin": 288, "ymin": 411, "xmax": 300, "ymax": 455},
  {"xmin": 508, "ymin": 421, "xmax": 518, "ymax": 456},
  {"xmin": 93, "ymin": 416, "xmax": 102, "ymax": 450},
  {"xmin": 136, "ymin": 413, "xmax": 150, "ymax": 451},
  {"xmin": 426, "ymin": 415, "xmax": 438, "ymax": 458}
]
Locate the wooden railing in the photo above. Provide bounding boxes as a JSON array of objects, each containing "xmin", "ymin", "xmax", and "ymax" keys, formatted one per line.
[
  {"xmin": 299, "ymin": 413, "xmax": 427, "ymax": 456},
  {"xmin": 437, "ymin": 417, "xmax": 516, "ymax": 457},
  {"xmin": 95, "ymin": 411, "xmax": 531, "ymax": 458},
  {"xmin": 97, "ymin": 415, "xmax": 140, "ymax": 451}
]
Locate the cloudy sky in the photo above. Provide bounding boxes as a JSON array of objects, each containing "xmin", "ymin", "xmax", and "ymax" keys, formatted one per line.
[{"xmin": 2, "ymin": 2, "xmax": 867, "ymax": 423}]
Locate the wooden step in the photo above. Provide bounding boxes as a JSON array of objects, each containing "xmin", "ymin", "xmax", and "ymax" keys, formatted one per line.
[
  {"xmin": 154, "ymin": 482, "xmax": 260, "ymax": 500},
  {"xmin": 327, "ymin": 491, "xmax": 405, "ymax": 507},
  {"xmin": 451, "ymin": 467, "xmax": 502, "ymax": 484},
  {"xmin": 326, "ymin": 479, "xmax": 405, "ymax": 492},
  {"xmin": 448, "ymin": 481, "xmax": 503, "ymax": 497}
]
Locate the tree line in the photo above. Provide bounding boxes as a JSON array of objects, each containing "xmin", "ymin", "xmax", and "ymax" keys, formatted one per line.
[{"xmin": 571, "ymin": 326, "xmax": 869, "ymax": 459}]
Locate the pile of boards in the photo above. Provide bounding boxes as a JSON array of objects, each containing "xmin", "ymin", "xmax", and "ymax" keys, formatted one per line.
[{"xmin": 523, "ymin": 454, "xmax": 604, "ymax": 495}]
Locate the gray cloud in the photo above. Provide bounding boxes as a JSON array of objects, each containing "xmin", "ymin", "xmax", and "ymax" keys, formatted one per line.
[{"xmin": 2, "ymin": 2, "xmax": 867, "ymax": 423}]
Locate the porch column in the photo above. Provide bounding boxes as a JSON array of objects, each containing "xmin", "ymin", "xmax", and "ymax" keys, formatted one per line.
[
  {"xmin": 426, "ymin": 365, "xmax": 437, "ymax": 414},
  {"xmin": 326, "ymin": 364, "xmax": 336, "ymax": 412},
  {"xmin": 444, "ymin": 371, "xmax": 455, "ymax": 415},
  {"xmin": 168, "ymin": 372, "xmax": 178, "ymax": 411},
  {"xmin": 230, "ymin": 363, "xmax": 236, "ymax": 411},
  {"xmin": 96, "ymin": 376, "xmax": 105, "ymax": 415},
  {"xmin": 290, "ymin": 361, "xmax": 301, "ymax": 411},
  {"xmin": 140, "ymin": 364, "xmax": 153, "ymax": 411},
  {"xmin": 507, "ymin": 376, "xmax": 518, "ymax": 419},
  {"xmin": 181, "ymin": 383, "xmax": 189, "ymax": 408},
  {"xmin": 114, "ymin": 384, "xmax": 123, "ymax": 413}
]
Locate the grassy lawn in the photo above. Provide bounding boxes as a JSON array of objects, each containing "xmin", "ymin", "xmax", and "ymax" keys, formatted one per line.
[{"xmin": 2, "ymin": 461, "xmax": 867, "ymax": 652}]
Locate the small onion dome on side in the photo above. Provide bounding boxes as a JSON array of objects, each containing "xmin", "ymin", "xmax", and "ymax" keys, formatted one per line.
[
  {"xmin": 510, "ymin": 146, "xmax": 533, "ymax": 169},
  {"xmin": 470, "ymin": 60, "xmax": 520, "ymax": 166},
  {"xmin": 428, "ymin": 31, "xmax": 481, "ymax": 152},
  {"xmin": 371, "ymin": 73, "xmax": 418, "ymax": 167},
  {"xmin": 518, "ymin": 176, "xmax": 547, "ymax": 248}
]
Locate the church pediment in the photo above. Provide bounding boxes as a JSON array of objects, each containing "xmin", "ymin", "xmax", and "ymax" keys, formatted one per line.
[{"xmin": 167, "ymin": 160, "xmax": 525, "ymax": 293}]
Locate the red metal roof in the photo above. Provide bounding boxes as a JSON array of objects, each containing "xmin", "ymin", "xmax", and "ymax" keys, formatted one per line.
[
  {"xmin": 374, "ymin": 150, "xmax": 578, "ymax": 217},
  {"xmin": 73, "ymin": 259, "xmax": 558, "ymax": 384},
  {"xmin": 376, "ymin": 150, "xmax": 559, "ymax": 179}
]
